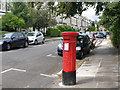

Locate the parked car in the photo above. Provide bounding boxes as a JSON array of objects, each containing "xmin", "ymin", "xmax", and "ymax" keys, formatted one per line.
[
  {"xmin": 27, "ymin": 31, "xmax": 45, "ymax": 45},
  {"xmin": 106, "ymin": 31, "xmax": 110, "ymax": 35},
  {"xmin": 96, "ymin": 33, "xmax": 104, "ymax": 38},
  {"xmin": 0, "ymin": 32, "xmax": 29, "ymax": 51},
  {"xmin": 87, "ymin": 34, "xmax": 96, "ymax": 49},
  {"xmin": 99, "ymin": 31, "xmax": 107, "ymax": 38},
  {"xmin": 79, "ymin": 31, "xmax": 86, "ymax": 34},
  {"xmin": 57, "ymin": 34, "xmax": 91, "ymax": 59}
]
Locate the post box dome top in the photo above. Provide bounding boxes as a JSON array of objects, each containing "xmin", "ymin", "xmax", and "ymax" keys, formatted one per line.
[{"xmin": 61, "ymin": 31, "xmax": 79, "ymax": 36}]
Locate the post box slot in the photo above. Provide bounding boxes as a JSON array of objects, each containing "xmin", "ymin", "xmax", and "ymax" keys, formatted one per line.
[{"xmin": 64, "ymin": 39, "xmax": 70, "ymax": 40}]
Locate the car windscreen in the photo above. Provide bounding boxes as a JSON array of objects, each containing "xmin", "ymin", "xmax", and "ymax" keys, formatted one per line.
[
  {"xmin": 87, "ymin": 34, "xmax": 93, "ymax": 39},
  {"xmin": 27, "ymin": 33, "xmax": 35, "ymax": 36},
  {"xmin": 77, "ymin": 35, "xmax": 83, "ymax": 39},
  {"xmin": 2, "ymin": 33, "xmax": 13, "ymax": 39}
]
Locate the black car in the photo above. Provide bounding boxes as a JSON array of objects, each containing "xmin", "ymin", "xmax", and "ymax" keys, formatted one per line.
[
  {"xmin": 57, "ymin": 34, "xmax": 91, "ymax": 59},
  {"xmin": 0, "ymin": 32, "xmax": 29, "ymax": 51}
]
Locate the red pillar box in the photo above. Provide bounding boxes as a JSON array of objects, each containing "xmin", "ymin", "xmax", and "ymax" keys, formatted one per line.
[{"xmin": 61, "ymin": 31, "xmax": 78, "ymax": 85}]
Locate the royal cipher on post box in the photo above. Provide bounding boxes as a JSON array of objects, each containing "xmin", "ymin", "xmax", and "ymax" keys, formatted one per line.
[{"xmin": 61, "ymin": 31, "xmax": 78, "ymax": 85}]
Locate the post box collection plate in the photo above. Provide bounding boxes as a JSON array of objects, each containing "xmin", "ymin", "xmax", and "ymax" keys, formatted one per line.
[{"xmin": 64, "ymin": 43, "xmax": 69, "ymax": 50}]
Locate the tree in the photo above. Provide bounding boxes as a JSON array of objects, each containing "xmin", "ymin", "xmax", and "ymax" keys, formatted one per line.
[
  {"xmin": 56, "ymin": 2, "xmax": 97, "ymax": 19},
  {"xmin": 47, "ymin": 2, "xmax": 55, "ymax": 15},
  {"xmin": 33, "ymin": 9, "xmax": 57, "ymax": 31},
  {"xmin": 27, "ymin": 2, "xmax": 43, "ymax": 10},
  {"xmin": 1, "ymin": 13, "xmax": 25, "ymax": 31},
  {"xmin": 11, "ymin": 2, "xmax": 33, "ymax": 28},
  {"xmin": 87, "ymin": 22, "xmax": 96, "ymax": 31},
  {"xmin": 98, "ymin": 2, "xmax": 120, "ymax": 48}
]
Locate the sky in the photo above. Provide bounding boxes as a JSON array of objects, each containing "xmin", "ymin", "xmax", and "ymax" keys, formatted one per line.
[{"xmin": 82, "ymin": 7, "xmax": 101, "ymax": 21}]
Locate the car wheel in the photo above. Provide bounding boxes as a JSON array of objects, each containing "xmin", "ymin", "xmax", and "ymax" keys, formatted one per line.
[
  {"xmin": 58, "ymin": 53, "xmax": 61, "ymax": 56},
  {"xmin": 78, "ymin": 51, "xmax": 83, "ymax": 59},
  {"xmin": 6, "ymin": 43, "xmax": 11, "ymax": 50},
  {"xmin": 87, "ymin": 48, "xmax": 90, "ymax": 54},
  {"xmin": 34, "ymin": 40, "xmax": 38, "ymax": 45},
  {"xmin": 24, "ymin": 41, "xmax": 28, "ymax": 47},
  {"xmin": 42, "ymin": 39, "xmax": 45, "ymax": 44}
]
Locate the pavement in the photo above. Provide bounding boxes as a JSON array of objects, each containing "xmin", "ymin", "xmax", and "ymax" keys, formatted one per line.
[
  {"xmin": 51, "ymin": 36, "xmax": 119, "ymax": 88},
  {"xmin": 45, "ymin": 36, "xmax": 62, "ymax": 42}
]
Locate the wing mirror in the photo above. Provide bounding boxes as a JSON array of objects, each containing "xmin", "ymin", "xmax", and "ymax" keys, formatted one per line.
[{"xmin": 11, "ymin": 36, "xmax": 16, "ymax": 40}]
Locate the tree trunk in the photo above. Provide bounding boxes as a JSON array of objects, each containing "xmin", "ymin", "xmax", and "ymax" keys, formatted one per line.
[
  {"xmin": 15, "ymin": 27, "xmax": 17, "ymax": 31},
  {"xmin": 33, "ymin": 26, "xmax": 35, "ymax": 31}
]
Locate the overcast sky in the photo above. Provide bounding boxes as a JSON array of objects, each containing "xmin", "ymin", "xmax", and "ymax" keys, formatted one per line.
[{"xmin": 82, "ymin": 7, "xmax": 101, "ymax": 21}]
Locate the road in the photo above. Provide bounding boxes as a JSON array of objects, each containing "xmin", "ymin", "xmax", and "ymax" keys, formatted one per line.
[{"xmin": 2, "ymin": 40, "xmax": 62, "ymax": 88}]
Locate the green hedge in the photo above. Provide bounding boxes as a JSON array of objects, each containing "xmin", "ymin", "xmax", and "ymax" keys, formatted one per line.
[
  {"xmin": 46, "ymin": 28, "xmax": 53, "ymax": 36},
  {"xmin": 46, "ymin": 28, "xmax": 61, "ymax": 37},
  {"xmin": 57, "ymin": 25, "xmax": 74, "ymax": 32},
  {"xmin": 46, "ymin": 25, "xmax": 77, "ymax": 37},
  {"xmin": 0, "ymin": 31, "xmax": 9, "ymax": 34},
  {"xmin": 51, "ymin": 28, "xmax": 61, "ymax": 37},
  {"xmin": 110, "ymin": 32, "xmax": 120, "ymax": 48},
  {"xmin": 110, "ymin": 19, "xmax": 120, "ymax": 48}
]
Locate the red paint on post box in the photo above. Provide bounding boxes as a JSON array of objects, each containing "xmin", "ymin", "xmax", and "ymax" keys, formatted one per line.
[{"xmin": 61, "ymin": 31, "xmax": 78, "ymax": 71}]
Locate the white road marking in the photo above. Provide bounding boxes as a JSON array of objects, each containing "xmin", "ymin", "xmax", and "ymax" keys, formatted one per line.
[
  {"xmin": 47, "ymin": 54, "xmax": 57, "ymax": 57},
  {"xmin": 1, "ymin": 68, "xmax": 13, "ymax": 74},
  {"xmin": 1, "ymin": 68, "xmax": 26, "ymax": 74},
  {"xmin": 12, "ymin": 68, "xmax": 26, "ymax": 72},
  {"xmin": 24, "ymin": 85, "xmax": 30, "ymax": 88},
  {"xmin": 47, "ymin": 54, "xmax": 52, "ymax": 56},
  {"xmin": 40, "ymin": 73, "xmax": 57, "ymax": 78}
]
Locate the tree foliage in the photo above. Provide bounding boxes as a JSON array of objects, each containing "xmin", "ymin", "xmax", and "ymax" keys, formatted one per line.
[
  {"xmin": 0, "ymin": 13, "xmax": 25, "ymax": 31},
  {"xmin": 33, "ymin": 9, "xmax": 57, "ymax": 30},
  {"xmin": 27, "ymin": 2, "xmax": 43, "ymax": 10},
  {"xmin": 99, "ymin": 2, "xmax": 120, "ymax": 48},
  {"xmin": 11, "ymin": 2, "xmax": 33, "ymax": 28},
  {"xmin": 57, "ymin": 25, "xmax": 74, "ymax": 32},
  {"xmin": 87, "ymin": 22, "xmax": 96, "ymax": 31},
  {"xmin": 56, "ymin": 2, "xmax": 98, "ymax": 18}
]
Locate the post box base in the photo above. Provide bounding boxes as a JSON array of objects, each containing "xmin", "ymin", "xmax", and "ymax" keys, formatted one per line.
[{"xmin": 62, "ymin": 71, "xmax": 76, "ymax": 85}]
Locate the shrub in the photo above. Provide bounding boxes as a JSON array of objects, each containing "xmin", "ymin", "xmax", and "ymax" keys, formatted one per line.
[
  {"xmin": 57, "ymin": 25, "xmax": 74, "ymax": 32},
  {"xmin": 1, "ymin": 13, "xmax": 25, "ymax": 31},
  {"xmin": 0, "ymin": 31, "xmax": 9, "ymax": 34},
  {"xmin": 46, "ymin": 27, "xmax": 53, "ymax": 36},
  {"xmin": 46, "ymin": 27, "xmax": 61, "ymax": 37},
  {"xmin": 50, "ymin": 28, "xmax": 61, "ymax": 37},
  {"xmin": 110, "ymin": 19, "xmax": 120, "ymax": 48}
]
